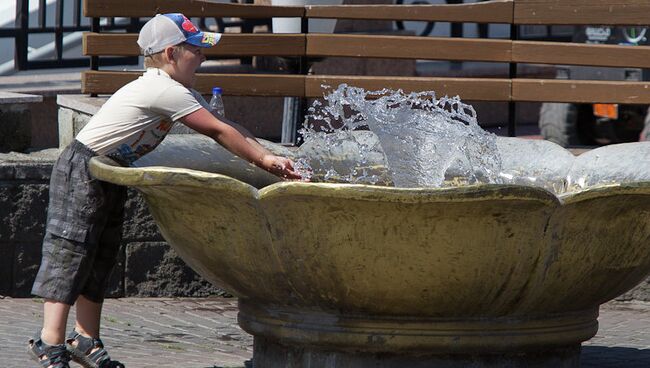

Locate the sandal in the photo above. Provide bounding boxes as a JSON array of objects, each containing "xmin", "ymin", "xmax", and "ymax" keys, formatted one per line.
[
  {"xmin": 66, "ymin": 330, "xmax": 125, "ymax": 368},
  {"xmin": 28, "ymin": 332, "xmax": 71, "ymax": 368}
]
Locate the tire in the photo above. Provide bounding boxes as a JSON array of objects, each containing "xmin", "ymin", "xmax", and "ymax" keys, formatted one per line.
[
  {"xmin": 641, "ymin": 107, "xmax": 650, "ymax": 141},
  {"xmin": 539, "ymin": 103, "xmax": 579, "ymax": 147},
  {"xmin": 394, "ymin": 0, "xmax": 436, "ymax": 37}
]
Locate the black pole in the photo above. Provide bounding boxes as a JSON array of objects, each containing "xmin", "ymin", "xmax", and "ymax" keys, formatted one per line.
[
  {"xmin": 14, "ymin": 0, "xmax": 29, "ymax": 71},
  {"xmin": 295, "ymin": 16, "xmax": 310, "ymax": 145},
  {"xmin": 508, "ymin": 23, "xmax": 518, "ymax": 137},
  {"xmin": 73, "ymin": 0, "xmax": 81, "ymax": 28},
  {"xmin": 39, "ymin": 0, "xmax": 46, "ymax": 29},
  {"xmin": 90, "ymin": 18, "xmax": 99, "ymax": 70},
  {"xmin": 90, "ymin": 17, "xmax": 100, "ymax": 97},
  {"xmin": 55, "ymin": 0, "xmax": 64, "ymax": 61},
  {"xmin": 447, "ymin": 0, "xmax": 463, "ymax": 71}
]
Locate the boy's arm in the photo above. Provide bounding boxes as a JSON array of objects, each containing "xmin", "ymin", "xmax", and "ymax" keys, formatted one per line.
[{"xmin": 180, "ymin": 107, "xmax": 301, "ymax": 179}]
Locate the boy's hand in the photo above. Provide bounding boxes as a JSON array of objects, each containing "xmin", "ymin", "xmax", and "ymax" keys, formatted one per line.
[{"xmin": 261, "ymin": 155, "xmax": 302, "ymax": 180}]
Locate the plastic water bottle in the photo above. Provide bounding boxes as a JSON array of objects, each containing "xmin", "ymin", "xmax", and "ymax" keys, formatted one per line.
[{"xmin": 209, "ymin": 87, "xmax": 225, "ymax": 117}]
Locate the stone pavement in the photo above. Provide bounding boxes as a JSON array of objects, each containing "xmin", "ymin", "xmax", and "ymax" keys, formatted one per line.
[{"xmin": 0, "ymin": 297, "xmax": 648, "ymax": 368}]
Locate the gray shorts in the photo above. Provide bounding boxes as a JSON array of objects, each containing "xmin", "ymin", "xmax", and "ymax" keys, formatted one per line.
[{"xmin": 31, "ymin": 140, "xmax": 126, "ymax": 305}]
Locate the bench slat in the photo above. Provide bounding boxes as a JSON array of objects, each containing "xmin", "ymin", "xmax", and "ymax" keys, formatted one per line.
[
  {"xmin": 84, "ymin": 32, "xmax": 650, "ymax": 69},
  {"xmin": 83, "ymin": 33, "xmax": 306, "ymax": 57},
  {"xmin": 82, "ymin": 71, "xmax": 305, "ymax": 96},
  {"xmin": 82, "ymin": 72, "xmax": 650, "ymax": 105},
  {"xmin": 307, "ymin": 34, "xmax": 512, "ymax": 62},
  {"xmin": 83, "ymin": 0, "xmax": 303, "ymax": 18},
  {"xmin": 513, "ymin": 41, "xmax": 650, "ymax": 68},
  {"xmin": 514, "ymin": 0, "xmax": 650, "ymax": 25},
  {"xmin": 305, "ymin": 1, "xmax": 513, "ymax": 23},
  {"xmin": 513, "ymin": 79, "xmax": 650, "ymax": 104},
  {"xmin": 305, "ymin": 76, "xmax": 511, "ymax": 101}
]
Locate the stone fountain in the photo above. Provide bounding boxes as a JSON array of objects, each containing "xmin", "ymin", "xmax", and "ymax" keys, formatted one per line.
[{"xmin": 89, "ymin": 87, "xmax": 650, "ymax": 367}]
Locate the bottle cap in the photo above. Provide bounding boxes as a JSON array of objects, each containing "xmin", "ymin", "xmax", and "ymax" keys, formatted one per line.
[{"xmin": 212, "ymin": 87, "xmax": 222, "ymax": 94}]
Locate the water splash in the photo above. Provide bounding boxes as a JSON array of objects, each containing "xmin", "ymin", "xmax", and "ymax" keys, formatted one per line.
[{"xmin": 296, "ymin": 84, "xmax": 503, "ymax": 188}]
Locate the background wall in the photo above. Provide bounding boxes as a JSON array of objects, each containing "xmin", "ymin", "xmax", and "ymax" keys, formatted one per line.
[{"xmin": 0, "ymin": 153, "xmax": 227, "ymax": 298}]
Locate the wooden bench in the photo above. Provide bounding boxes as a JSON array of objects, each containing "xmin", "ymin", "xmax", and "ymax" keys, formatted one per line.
[{"xmin": 80, "ymin": 0, "xmax": 650, "ymax": 143}]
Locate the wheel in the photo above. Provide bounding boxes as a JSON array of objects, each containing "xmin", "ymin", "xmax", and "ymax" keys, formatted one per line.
[
  {"xmin": 394, "ymin": 0, "xmax": 436, "ymax": 37},
  {"xmin": 539, "ymin": 103, "xmax": 580, "ymax": 147},
  {"xmin": 641, "ymin": 107, "xmax": 650, "ymax": 141}
]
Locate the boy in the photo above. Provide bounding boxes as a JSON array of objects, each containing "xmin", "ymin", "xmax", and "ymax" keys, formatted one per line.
[{"xmin": 28, "ymin": 13, "xmax": 301, "ymax": 368}]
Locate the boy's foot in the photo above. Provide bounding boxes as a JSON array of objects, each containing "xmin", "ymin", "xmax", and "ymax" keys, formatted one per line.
[
  {"xmin": 28, "ymin": 332, "xmax": 71, "ymax": 368},
  {"xmin": 66, "ymin": 329, "xmax": 125, "ymax": 368}
]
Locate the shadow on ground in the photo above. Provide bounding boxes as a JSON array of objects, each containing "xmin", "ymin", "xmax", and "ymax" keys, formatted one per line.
[
  {"xmin": 581, "ymin": 346, "xmax": 650, "ymax": 367},
  {"xmin": 201, "ymin": 350, "xmax": 650, "ymax": 368},
  {"xmin": 205, "ymin": 360, "xmax": 252, "ymax": 368}
]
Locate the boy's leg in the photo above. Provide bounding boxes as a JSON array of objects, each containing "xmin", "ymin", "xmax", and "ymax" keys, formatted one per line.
[
  {"xmin": 75, "ymin": 181, "xmax": 126, "ymax": 338},
  {"xmin": 30, "ymin": 296, "xmax": 73, "ymax": 367},
  {"xmin": 68, "ymin": 182, "xmax": 126, "ymax": 367},
  {"xmin": 74, "ymin": 295, "xmax": 102, "ymax": 339},
  {"xmin": 42, "ymin": 301, "xmax": 72, "ymax": 345},
  {"xmin": 33, "ymin": 230, "xmax": 96, "ymax": 345}
]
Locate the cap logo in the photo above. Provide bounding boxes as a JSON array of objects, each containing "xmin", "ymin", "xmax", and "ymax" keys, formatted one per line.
[
  {"xmin": 181, "ymin": 15, "xmax": 197, "ymax": 33},
  {"xmin": 201, "ymin": 33, "xmax": 218, "ymax": 46}
]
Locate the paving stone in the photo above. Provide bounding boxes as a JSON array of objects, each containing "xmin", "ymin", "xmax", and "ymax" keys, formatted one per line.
[{"xmin": 0, "ymin": 298, "xmax": 647, "ymax": 367}]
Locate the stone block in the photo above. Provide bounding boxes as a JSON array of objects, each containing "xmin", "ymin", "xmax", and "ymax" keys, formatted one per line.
[
  {"xmin": 125, "ymin": 242, "xmax": 224, "ymax": 297},
  {"xmin": 0, "ymin": 185, "xmax": 14, "ymax": 241},
  {"xmin": 0, "ymin": 104, "xmax": 31, "ymax": 153},
  {"xmin": 12, "ymin": 242, "xmax": 42, "ymax": 297},
  {"xmin": 12, "ymin": 163, "xmax": 53, "ymax": 181},
  {"xmin": 57, "ymin": 107, "xmax": 92, "ymax": 149},
  {"xmin": 57, "ymin": 107, "xmax": 74, "ymax": 148},
  {"xmin": 0, "ymin": 242, "xmax": 14, "ymax": 296},
  {"xmin": 0, "ymin": 160, "xmax": 54, "ymax": 181},
  {"xmin": 0, "ymin": 164, "xmax": 15, "ymax": 179},
  {"xmin": 29, "ymin": 95, "xmax": 60, "ymax": 150},
  {"xmin": 121, "ymin": 189, "xmax": 164, "ymax": 242},
  {"xmin": 0, "ymin": 183, "xmax": 49, "ymax": 243}
]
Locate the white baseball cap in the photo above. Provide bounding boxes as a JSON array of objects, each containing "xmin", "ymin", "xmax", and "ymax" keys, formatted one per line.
[{"xmin": 137, "ymin": 13, "xmax": 222, "ymax": 56}]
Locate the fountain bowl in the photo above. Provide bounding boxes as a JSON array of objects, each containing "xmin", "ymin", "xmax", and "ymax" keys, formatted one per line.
[{"xmin": 89, "ymin": 135, "xmax": 650, "ymax": 367}]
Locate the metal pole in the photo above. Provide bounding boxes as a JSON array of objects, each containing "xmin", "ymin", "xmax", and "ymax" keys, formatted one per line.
[
  {"xmin": 296, "ymin": 16, "xmax": 310, "ymax": 145},
  {"xmin": 90, "ymin": 17, "xmax": 100, "ymax": 97},
  {"xmin": 446, "ymin": 0, "xmax": 463, "ymax": 70},
  {"xmin": 73, "ymin": 0, "xmax": 82, "ymax": 28},
  {"xmin": 14, "ymin": 0, "xmax": 29, "ymax": 71},
  {"xmin": 508, "ymin": 23, "xmax": 518, "ymax": 137},
  {"xmin": 55, "ymin": 0, "xmax": 64, "ymax": 61},
  {"xmin": 280, "ymin": 16, "xmax": 309, "ymax": 145},
  {"xmin": 39, "ymin": 0, "xmax": 47, "ymax": 29}
]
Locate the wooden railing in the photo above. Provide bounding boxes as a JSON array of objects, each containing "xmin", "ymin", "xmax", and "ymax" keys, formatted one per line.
[{"xmin": 81, "ymin": 0, "xmax": 650, "ymax": 134}]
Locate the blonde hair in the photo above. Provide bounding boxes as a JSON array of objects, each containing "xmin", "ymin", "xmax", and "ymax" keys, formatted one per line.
[
  {"xmin": 143, "ymin": 52, "xmax": 166, "ymax": 68},
  {"xmin": 143, "ymin": 44, "xmax": 185, "ymax": 68}
]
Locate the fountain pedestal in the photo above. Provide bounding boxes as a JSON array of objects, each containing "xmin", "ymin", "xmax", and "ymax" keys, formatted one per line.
[{"xmin": 240, "ymin": 301, "xmax": 595, "ymax": 367}]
